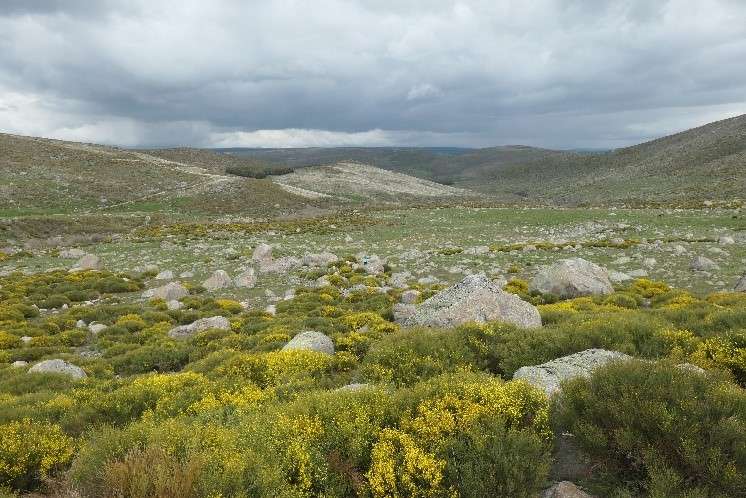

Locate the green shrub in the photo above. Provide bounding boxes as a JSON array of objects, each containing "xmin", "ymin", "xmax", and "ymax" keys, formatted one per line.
[
  {"xmin": 112, "ymin": 342, "xmax": 191, "ymax": 375},
  {"xmin": 554, "ymin": 360, "xmax": 746, "ymax": 496},
  {"xmin": 0, "ymin": 419, "xmax": 75, "ymax": 492}
]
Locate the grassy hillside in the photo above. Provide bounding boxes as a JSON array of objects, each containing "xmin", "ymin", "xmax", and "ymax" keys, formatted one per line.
[{"xmin": 223, "ymin": 114, "xmax": 746, "ymax": 206}]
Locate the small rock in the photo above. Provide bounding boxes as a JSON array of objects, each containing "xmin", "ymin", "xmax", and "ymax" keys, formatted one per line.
[
  {"xmin": 11, "ymin": 360, "xmax": 28, "ymax": 368},
  {"xmin": 59, "ymin": 248, "xmax": 86, "ymax": 259},
  {"xmin": 252, "ymin": 243, "xmax": 273, "ymax": 263},
  {"xmin": 166, "ymin": 300, "xmax": 182, "ymax": 310},
  {"xmin": 358, "ymin": 254, "xmax": 385, "ymax": 275},
  {"xmin": 282, "ymin": 331, "xmax": 334, "ymax": 354},
  {"xmin": 628, "ymin": 269, "xmax": 648, "ymax": 278},
  {"xmin": 28, "ymin": 359, "xmax": 87, "ymax": 379},
  {"xmin": 608, "ymin": 271, "xmax": 631, "ymax": 283},
  {"xmin": 718, "ymin": 235, "xmax": 735, "ymax": 245},
  {"xmin": 155, "ymin": 270, "xmax": 174, "ymax": 280},
  {"xmin": 393, "ymin": 303, "xmax": 417, "ymax": 323},
  {"xmin": 542, "ymin": 481, "xmax": 596, "ymax": 498},
  {"xmin": 73, "ymin": 254, "xmax": 102, "ymax": 271},
  {"xmin": 302, "ymin": 252, "xmax": 339, "ymax": 267},
  {"xmin": 202, "ymin": 270, "xmax": 233, "ymax": 291},
  {"xmin": 143, "ymin": 282, "xmax": 189, "ymax": 301},
  {"xmin": 401, "ymin": 289, "xmax": 420, "ymax": 304},
  {"xmin": 168, "ymin": 316, "xmax": 230, "ymax": 340},
  {"xmin": 235, "ymin": 268, "xmax": 257, "ymax": 288},
  {"xmin": 88, "ymin": 323, "xmax": 107, "ymax": 334},
  {"xmin": 690, "ymin": 255, "xmax": 719, "ymax": 272},
  {"xmin": 76, "ymin": 319, "xmax": 87, "ymax": 329}
]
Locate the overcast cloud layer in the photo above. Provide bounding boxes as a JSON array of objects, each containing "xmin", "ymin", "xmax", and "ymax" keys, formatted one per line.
[{"xmin": 1, "ymin": 0, "xmax": 746, "ymax": 148}]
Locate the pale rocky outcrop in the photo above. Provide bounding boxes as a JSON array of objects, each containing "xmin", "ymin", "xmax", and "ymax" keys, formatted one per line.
[
  {"xmin": 513, "ymin": 349, "xmax": 630, "ymax": 396},
  {"xmin": 28, "ymin": 359, "xmax": 87, "ymax": 379},
  {"xmin": 281, "ymin": 331, "xmax": 334, "ymax": 355},
  {"xmin": 143, "ymin": 282, "xmax": 189, "ymax": 301},
  {"xmin": 405, "ymin": 274, "xmax": 541, "ymax": 329},
  {"xmin": 530, "ymin": 258, "xmax": 613, "ymax": 298},
  {"xmin": 168, "ymin": 316, "xmax": 230, "ymax": 340},
  {"xmin": 202, "ymin": 270, "xmax": 233, "ymax": 291}
]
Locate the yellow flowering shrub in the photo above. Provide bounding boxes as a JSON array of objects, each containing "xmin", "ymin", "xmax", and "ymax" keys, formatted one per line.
[
  {"xmin": 655, "ymin": 328, "xmax": 700, "ymax": 361},
  {"xmin": 0, "ymin": 419, "xmax": 75, "ymax": 492},
  {"xmin": 215, "ymin": 299, "xmax": 243, "ymax": 314},
  {"xmin": 368, "ymin": 378, "xmax": 551, "ymax": 497},
  {"xmin": 691, "ymin": 333, "xmax": 746, "ymax": 385},
  {"xmin": 629, "ymin": 278, "xmax": 670, "ymax": 298},
  {"xmin": 0, "ymin": 331, "xmax": 20, "ymax": 349},
  {"xmin": 115, "ymin": 313, "xmax": 147, "ymax": 332}
]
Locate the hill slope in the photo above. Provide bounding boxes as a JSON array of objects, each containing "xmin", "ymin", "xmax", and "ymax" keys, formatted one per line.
[
  {"xmin": 488, "ymin": 114, "xmax": 746, "ymax": 205},
  {"xmin": 272, "ymin": 162, "xmax": 474, "ymax": 202},
  {"xmin": 223, "ymin": 114, "xmax": 746, "ymax": 206},
  {"xmin": 0, "ymin": 134, "xmax": 474, "ymax": 217}
]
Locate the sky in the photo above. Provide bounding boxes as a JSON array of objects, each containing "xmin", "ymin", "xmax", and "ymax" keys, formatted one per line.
[{"xmin": 1, "ymin": 0, "xmax": 745, "ymax": 149}]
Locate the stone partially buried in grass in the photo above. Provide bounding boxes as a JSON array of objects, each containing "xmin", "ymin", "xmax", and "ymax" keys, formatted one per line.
[
  {"xmin": 513, "ymin": 349, "xmax": 630, "ymax": 396},
  {"xmin": 168, "ymin": 315, "xmax": 231, "ymax": 340},
  {"xmin": 405, "ymin": 273, "xmax": 542, "ymax": 329},
  {"xmin": 530, "ymin": 258, "xmax": 613, "ymax": 298},
  {"xmin": 28, "ymin": 359, "xmax": 87, "ymax": 379},
  {"xmin": 143, "ymin": 281, "xmax": 188, "ymax": 301},
  {"xmin": 281, "ymin": 331, "xmax": 334, "ymax": 354}
]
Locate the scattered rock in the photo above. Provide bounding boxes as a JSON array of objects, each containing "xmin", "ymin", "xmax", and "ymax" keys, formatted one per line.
[
  {"xmin": 608, "ymin": 271, "xmax": 632, "ymax": 283},
  {"xmin": 393, "ymin": 303, "xmax": 417, "ymax": 323},
  {"xmin": 76, "ymin": 319, "xmax": 87, "ymax": 329},
  {"xmin": 59, "ymin": 248, "xmax": 86, "ymax": 259},
  {"xmin": 143, "ymin": 282, "xmax": 189, "ymax": 301},
  {"xmin": 167, "ymin": 300, "xmax": 182, "ymax": 310},
  {"xmin": 358, "ymin": 254, "xmax": 385, "ymax": 275},
  {"xmin": 628, "ymin": 269, "xmax": 648, "ymax": 278},
  {"xmin": 235, "ymin": 268, "xmax": 257, "ymax": 288},
  {"xmin": 11, "ymin": 360, "xmax": 28, "ymax": 368},
  {"xmin": 179, "ymin": 271, "xmax": 195, "ymax": 278},
  {"xmin": 464, "ymin": 245, "xmax": 489, "ymax": 255},
  {"xmin": 281, "ymin": 331, "xmax": 334, "ymax": 354},
  {"xmin": 155, "ymin": 270, "xmax": 174, "ymax": 280},
  {"xmin": 690, "ymin": 255, "xmax": 719, "ymax": 272},
  {"xmin": 88, "ymin": 323, "xmax": 107, "ymax": 334},
  {"xmin": 401, "ymin": 289, "xmax": 420, "ymax": 304},
  {"xmin": 73, "ymin": 254, "xmax": 102, "ymax": 271},
  {"xmin": 718, "ymin": 235, "xmax": 735, "ymax": 245},
  {"xmin": 259, "ymin": 257, "xmax": 301, "ymax": 274},
  {"xmin": 252, "ymin": 243, "xmax": 273, "ymax": 263},
  {"xmin": 406, "ymin": 274, "xmax": 542, "ymax": 329},
  {"xmin": 202, "ymin": 270, "xmax": 233, "ymax": 291},
  {"xmin": 542, "ymin": 481, "xmax": 596, "ymax": 498},
  {"xmin": 168, "ymin": 316, "xmax": 231, "ymax": 340},
  {"xmin": 513, "ymin": 349, "xmax": 630, "ymax": 396},
  {"xmin": 530, "ymin": 258, "xmax": 613, "ymax": 298},
  {"xmin": 642, "ymin": 257, "xmax": 657, "ymax": 268},
  {"xmin": 28, "ymin": 359, "xmax": 87, "ymax": 379},
  {"xmin": 302, "ymin": 252, "xmax": 339, "ymax": 267}
]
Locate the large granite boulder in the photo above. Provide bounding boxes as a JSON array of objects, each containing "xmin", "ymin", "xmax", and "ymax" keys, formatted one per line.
[
  {"xmin": 28, "ymin": 359, "xmax": 87, "ymax": 379},
  {"xmin": 513, "ymin": 349, "xmax": 630, "ymax": 396},
  {"xmin": 405, "ymin": 274, "xmax": 541, "ymax": 329},
  {"xmin": 281, "ymin": 331, "xmax": 334, "ymax": 355},
  {"xmin": 530, "ymin": 258, "xmax": 613, "ymax": 298},
  {"xmin": 168, "ymin": 316, "xmax": 230, "ymax": 340}
]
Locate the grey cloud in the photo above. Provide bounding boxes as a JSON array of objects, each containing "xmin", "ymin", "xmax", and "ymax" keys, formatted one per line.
[{"xmin": 1, "ymin": 0, "xmax": 746, "ymax": 148}]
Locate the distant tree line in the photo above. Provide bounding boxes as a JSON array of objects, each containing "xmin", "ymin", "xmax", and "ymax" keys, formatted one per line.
[{"xmin": 225, "ymin": 164, "xmax": 295, "ymax": 179}]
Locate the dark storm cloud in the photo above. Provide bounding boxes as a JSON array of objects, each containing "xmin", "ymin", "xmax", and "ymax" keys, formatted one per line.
[{"xmin": 1, "ymin": 0, "xmax": 745, "ymax": 147}]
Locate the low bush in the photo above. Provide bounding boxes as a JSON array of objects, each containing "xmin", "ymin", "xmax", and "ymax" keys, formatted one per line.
[{"xmin": 554, "ymin": 360, "xmax": 746, "ymax": 496}]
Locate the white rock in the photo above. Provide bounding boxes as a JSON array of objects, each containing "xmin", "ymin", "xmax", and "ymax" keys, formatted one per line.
[
  {"xmin": 28, "ymin": 359, "xmax": 87, "ymax": 379},
  {"xmin": 202, "ymin": 270, "xmax": 233, "ymax": 291},
  {"xmin": 73, "ymin": 254, "xmax": 102, "ymax": 271},
  {"xmin": 235, "ymin": 268, "xmax": 257, "ymax": 288},
  {"xmin": 143, "ymin": 282, "xmax": 189, "ymax": 301},
  {"xmin": 168, "ymin": 316, "xmax": 230, "ymax": 340},
  {"xmin": 513, "ymin": 349, "xmax": 631, "ymax": 396},
  {"xmin": 282, "ymin": 331, "xmax": 334, "ymax": 355},
  {"xmin": 252, "ymin": 243, "xmax": 273, "ymax": 263},
  {"xmin": 530, "ymin": 258, "xmax": 613, "ymax": 298},
  {"xmin": 155, "ymin": 270, "xmax": 174, "ymax": 280}
]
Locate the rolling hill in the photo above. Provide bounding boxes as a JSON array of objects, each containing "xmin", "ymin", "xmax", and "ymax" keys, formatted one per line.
[{"xmin": 222, "ymin": 113, "xmax": 746, "ymax": 206}]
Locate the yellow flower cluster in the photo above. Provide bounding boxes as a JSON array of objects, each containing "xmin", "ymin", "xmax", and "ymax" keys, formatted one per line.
[
  {"xmin": 0, "ymin": 419, "xmax": 75, "ymax": 490},
  {"xmin": 367, "ymin": 379, "xmax": 549, "ymax": 497}
]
